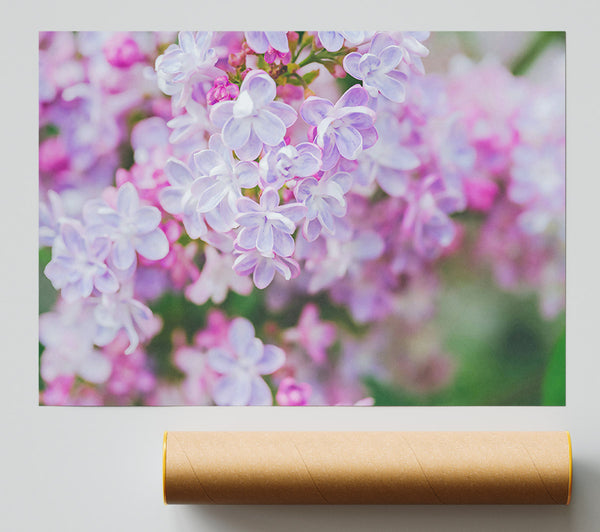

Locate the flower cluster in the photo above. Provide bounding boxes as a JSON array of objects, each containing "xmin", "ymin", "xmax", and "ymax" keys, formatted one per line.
[{"xmin": 39, "ymin": 31, "xmax": 565, "ymax": 406}]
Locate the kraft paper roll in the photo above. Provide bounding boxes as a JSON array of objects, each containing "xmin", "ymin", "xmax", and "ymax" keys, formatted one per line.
[{"xmin": 163, "ymin": 431, "xmax": 572, "ymax": 505}]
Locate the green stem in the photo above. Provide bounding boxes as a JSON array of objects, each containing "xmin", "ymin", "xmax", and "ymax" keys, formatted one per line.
[{"xmin": 511, "ymin": 31, "xmax": 565, "ymax": 76}]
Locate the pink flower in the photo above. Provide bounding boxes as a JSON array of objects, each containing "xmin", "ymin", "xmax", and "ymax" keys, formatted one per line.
[
  {"xmin": 103, "ymin": 33, "xmax": 145, "ymax": 69},
  {"xmin": 207, "ymin": 76, "xmax": 240, "ymax": 105},
  {"xmin": 276, "ymin": 377, "xmax": 312, "ymax": 406},
  {"xmin": 464, "ymin": 176, "xmax": 499, "ymax": 212},
  {"xmin": 39, "ymin": 137, "xmax": 70, "ymax": 174},
  {"xmin": 283, "ymin": 304, "xmax": 336, "ymax": 364}
]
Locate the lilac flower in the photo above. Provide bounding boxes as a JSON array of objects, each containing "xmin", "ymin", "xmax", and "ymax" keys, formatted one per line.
[
  {"xmin": 39, "ymin": 300, "xmax": 111, "ymax": 385},
  {"xmin": 259, "ymin": 142, "xmax": 322, "ymax": 189},
  {"xmin": 343, "ymin": 33, "xmax": 408, "ymax": 102},
  {"xmin": 93, "ymin": 283, "xmax": 160, "ymax": 355},
  {"xmin": 244, "ymin": 32, "xmax": 289, "ymax": 54},
  {"xmin": 317, "ymin": 31, "xmax": 369, "ymax": 52},
  {"xmin": 39, "ymin": 190, "xmax": 66, "ymax": 247},
  {"xmin": 283, "ymin": 303, "xmax": 336, "ymax": 364},
  {"xmin": 300, "ymin": 85, "xmax": 377, "ymax": 170},
  {"xmin": 86, "ymin": 182, "xmax": 169, "ymax": 270},
  {"xmin": 391, "ymin": 32, "xmax": 430, "ymax": 75},
  {"xmin": 235, "ymin": 188, "xmax": 306, "ymax": 257},
  {"xmin": 233, "ymin": 247, "xmax": 300, "ymax": 289},
  {"xmin": 166, "ymin": 99, "xmax": 214, "ymax": 145},
  {"xmin": 155, "ymin": 31, "xmax": 222, "ymax": 109},
  {"xmin": 103, "ymin": 33, "xmax": 145, "ymax": 69},
  {"xmin": 395, "ymin": 175, "xmax": 463, "ymax": 267},
  {"xmin": 208, "ymin": 317, "xmax": 285, "ymax": 405},
  {"xmin": 173, "ymin": 345, "xmax": 213, "ymax": 405},
  {"xmin": 206, "ymin": 75, "xmax": 239, "ymax": 105},
  {"xmin": 190, "ymin": 133, "xmax": 260, "ymax": 231},
  {"xmin": 354, "ymin": 113, "xmax": 420, "ymax": 196},
  {"xmin": 159, "ymin": 158, "xmax": 209, "ymax": 239},
  {"xmin": 44, "ymin": 222, "xmax": 119, "ymax": 301},
  {"xmin": 509, "ymin": 144, "xmax": 565, "ymax": 237},
  {"xmin": 307, "ymin": 231, "xmax": 385, "ymax": 293},
  {"xmin": 264, "ymin": 47, "xmax": 291, "ymax": 65},
  {"xmin": 295, "ymin": 171, "xmax": 352, "ymax": 241},
  {"xmin": 276, "ymin": 377, "xmax": 312, "ymax": 406},
  {"xmin": 210, "ymin": 70, "xmax": 297, "ymax": 161},
  {"xmin": 185, "ymin": 245, "xmax": 253, "ymax": 305}
]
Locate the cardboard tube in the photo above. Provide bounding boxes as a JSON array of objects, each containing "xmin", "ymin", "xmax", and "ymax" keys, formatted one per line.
[{"xmin": 163, "ymin": 431, "xmax": 572, "ymax": 505}]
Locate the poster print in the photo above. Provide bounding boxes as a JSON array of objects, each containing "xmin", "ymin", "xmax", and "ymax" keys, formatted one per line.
[{"xmin": 38, "ymin": 31, "xmax": 565, "ymax": 406}]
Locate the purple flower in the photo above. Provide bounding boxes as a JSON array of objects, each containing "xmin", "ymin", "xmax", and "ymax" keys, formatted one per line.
[
  {"xmin": 396, "ymin": 175, "xmax": 463, "ymax": 267},
  {"xmin": 210, "ymin": 70, "xmax": 297, "ymax": 161},
  {"xmin": 283, "ymin": 303, "xmax": 336, "ymax": 364},
  {"xmin": 185, "ymin": 245, "xmax": 253, "ymax": 305},
  {"xmin": 233, "ymin": 247, "xmax": 301, "ymax": 289},
  {"xmin": 208, "ymin": 317, "xmax": 285, "ymax": 405},
  {"xmin": 317, "ymin": 31, "xmax": 369, "ymax": 52},
  {"xmin": 155, "ymin": 31, "xmax": 222, "ymax": 109},
  {"xmin": 354, "ymin": 113, "xmax": 420, "ymax": 196},
  {"xmin": 190, "ymin": 133, "xmax": 260, "ymax": 231},
  {"xmin": 306, "ymin": 231, "xmax": 385, "ymax": 293},
  {"xmin": 343, "ymin": 33, "xmax": 408, "ymax": 102},
  {"xmin": 103, "ymin": 33, "xmax": 145, "ymax": 69},
  {"xmin": 39, "ymin": 300, "xmax": 111, "ymax": 385},
  {"xmin": 93, "ymin": 283, "xmax": 159, "ymax": 355},
  {"xmin": 244, "ymin": 32, "xmax": 289, "ymax": 54},
  {"xmin": 159, "ymin": 158, "xmax": 209, "ymax": 239},
  {"xmin": 235, "ymin": 188, "xmax": 306, "ymax": 257},
  {"xmin": 264, "ymin": 47, "xmax": 291, "ymax": 65},
  {"xmin": 300, "ymin": 85, "xmax": 377, "ymax": 170},
  {"xmin": 166, "ymin": 99, "xmax": 213, "ymax": 145},
  {"xmin": 39, "ymin": 190, "xmax": 66, "ymax": 247},
  {"xmin": 206, "ymin": 75, "xmax": 240, "ymax": 105},
  {"xmin": 86, "ymin": 183, "xmax": 169, "ymax": 270},
  {"xmin": 391, "ymin": 32, "xmax": 430, "ymax": 75},
  {"xmin": 44, "ymin": 222, "xmax": 119, "ymax": 301},
  {"xmin": 276, "ymin": 377, "xmax": 312, "ymax": 406},
  {"xmin": 259, "ymin": 142, "xmax": 322, "ymax": 189},
  {"xmin": 295, "ymin": 171, "xmax": 352, "ymax": 241}
]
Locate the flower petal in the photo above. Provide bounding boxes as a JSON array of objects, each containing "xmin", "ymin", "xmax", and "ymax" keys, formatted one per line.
[
  {"xmin": 336, "ymin": 85, "xmax": 368, "ymax": 109},
  {"xmin": 254, "ymin": 110, "xmax": 286, "ymax": 146},
  {"xmin": 343, "ymin": 52, "xmax": 362, "ymax": 79},
  {"xmin": 265, "ymin": 31, "xmax": 289, "ymax": 53},
  {"xmin": 165, "ymin": 158, "xmax": 193, "ymax": 186},
  {"xmin": 273, "ymin": 230, "xmax": 294, "ymax": 257},
  {"xmin": 135, "ymin": 228, "xmax": 169, "ymax": 261},
  {"xmin": 244, "ymin": 31, "xmax": 269, "ymax": 53},
  {"xmin": 228, "ymin": 317, "xmax": 256, "ymax": 354},
  {"xmin": 335, "ymin": 126, "xmax": 363, "ymax": 160},
  {"xmin": 112, "ymin": 237, "xmax": 136, "ymax": 270},
  {"xmin": 159, "ymin": 187, "xmax": 185, "ymax": 214},
  {"xmin": 253, "ymin": 257, "xmax": 275, "ymax": 289},
  {"xmin": 256, "ymin": 222, "xmax": 274, "ymax": 255},
  {"xmin": 222, "ymin": 117, "xmax": 251, "ymax": 149},
  {"xmin": 213, "ymin": 373, "xmax": 252, "ymax": 405},
  {"xmin": 266, "ymin": 101, "xmax": 298, "ymax": 127},
  {"xmin": 248, "ymin": 376, "xmax": 273, "ymax": 405},
  {"xmin": 193, "ymin": 149, "xmax": 223, "ymax": 176},
  {"xmin": 300, "ymin": 97, "xmax": 333, "ymax": 126},
  {"xmin": 235, "ymin": 130, "xmax": 263, "ymax": 161},
  {"xmin": 209, "ymin": 100, "xmax": 235, "ymax": 128},
  {"xmin": 255, "ymin": 344, "xmax": 285, "ymax": 374},
  {"xmin": 246, "ymin": 72, "xmax": 276, "ymax": 108},
  {"xmin": 208, "ymin": 347, "xmax": 238, "ymax": 374},
  {"xmin": 116, "ymin": 183, "xmax": 139, "ymax": 217},
  {"xmin": 134, "ymin": 206, "xmax": 161, "ymax": 234}
]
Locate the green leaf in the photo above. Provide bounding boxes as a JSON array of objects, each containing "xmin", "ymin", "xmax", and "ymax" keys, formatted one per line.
[
  {"xmin": 302, "ymin": 69, "xmax": 320, "ymax": 85},
  {"xmin": 541, "ymin": 329, "xmax": 566, "ymax": 405}
]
